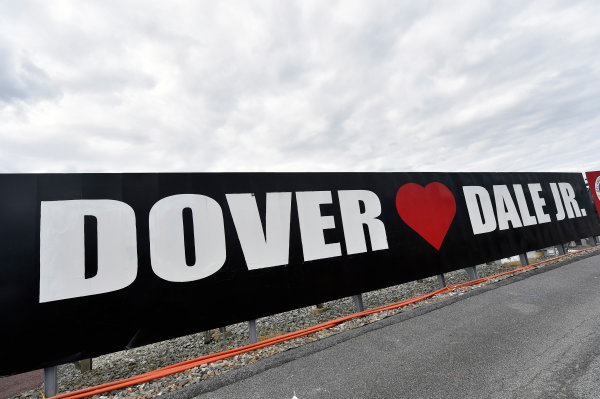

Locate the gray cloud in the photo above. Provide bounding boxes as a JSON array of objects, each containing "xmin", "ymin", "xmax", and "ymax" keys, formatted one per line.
[
  {"xmin": 0, "ymin": 0, "xmax": 599, "ymax": 173},
  {"xmin": 0, "ymin": 45, "xmax": 60, "ymax": 104}
]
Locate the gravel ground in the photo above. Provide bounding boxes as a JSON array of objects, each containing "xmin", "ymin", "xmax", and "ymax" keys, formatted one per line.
[{"xmin": 9, "ymin": 244, "xmax": 598, "ymax": 399}]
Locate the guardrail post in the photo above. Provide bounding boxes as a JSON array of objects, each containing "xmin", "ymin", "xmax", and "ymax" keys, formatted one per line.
[
  {"xmin": 352, "ymin": 294, "xmax": 364, "ymax": 312},
  {"xmin": 44, "ymin": 366, "xmax": 57, "ymax": 397},
  {"xmin": 248, "ymin": 319, "xmax": 258, "ymax": 344},
  {"xmin": 312, "ymin": 303, "xmax": 328, "ymax": 314},
  {"xmin": 437, "ymin": 274, "xmax": 446, "ymax": 288},
  {"xmin": 219, "ymin": 326, "xmax": 227, "ymax": 349},
  {"xmin": 79, "ymin": 358, "xmax": 92, "ymax": 372},
  {"xmin": 464, "ymin": 266, "xmax": 478, "ymax": 280},
  {"xmin": 519, "ymin": 253, "xmax": 529, "ymax": 266}
]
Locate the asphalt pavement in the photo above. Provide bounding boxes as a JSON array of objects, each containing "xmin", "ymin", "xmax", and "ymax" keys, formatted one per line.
[{"xmin": 165, "ymin": 252, "xmax": 600, "ymax": 399}]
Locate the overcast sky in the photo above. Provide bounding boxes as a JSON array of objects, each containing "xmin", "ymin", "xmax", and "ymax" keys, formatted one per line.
[{"xmin": 1, "ymin": 1, "xmax": 599, "ymax": 174}]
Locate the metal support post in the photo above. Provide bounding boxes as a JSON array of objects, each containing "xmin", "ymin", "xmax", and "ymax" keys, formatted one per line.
[
  {"xmin": 556, "ymin": 243, "xmax": 566, "ymax": 255},
  {"xmin": 519, "ymin": 253, "xmax": 529, "ymax": 266},
  {"xmin": 312, "ymin": 303, "xmax": 328, "ymax": 314},
  {"xmin": 219, "ymin": 326, "xmax": 227, "ymax": 349},
  {"xmin": 248, "ymin": 319, "xmax": 258, "ymax": 344},
  {"xmin": 352, "ymin": 294, "xmax": 364, "ymax": 312},
  {"xmin": 464, "ymin": 266, "xmax": 478, "ymax": 280},
  {"xmin": 79, "ymin": 358, "xmax": 92, "ymax": 372},
  {"xmin": 437, "ymin": 274, "xmax": 446, "ymax": 289},
  {"xmin": 44, "ymin": 366, "xmax": 57, "ymax": 398}
]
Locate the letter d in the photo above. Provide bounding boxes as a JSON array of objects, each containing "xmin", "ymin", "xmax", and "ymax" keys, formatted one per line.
[
  {"xmin": 39, "ymin": 200, "xmax": 137, "ymax": 303},
  {"xmin": 462, "ymin": 186, "xmax": 497, "ymax": 235}
]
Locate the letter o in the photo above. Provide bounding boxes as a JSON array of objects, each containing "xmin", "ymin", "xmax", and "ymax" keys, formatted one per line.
[{"xmin": 149, "ymin": 194, "xmax": 226, "ymax": 282}]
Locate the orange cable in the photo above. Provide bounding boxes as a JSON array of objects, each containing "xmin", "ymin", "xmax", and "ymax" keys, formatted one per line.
[{"xmin": 50, "ymin": 244, "xmax": 599, "ymax": 398}]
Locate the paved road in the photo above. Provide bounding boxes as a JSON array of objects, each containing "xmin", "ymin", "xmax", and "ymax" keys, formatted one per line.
[{"xmin": 168, "ymin": 253, "xmax": 600, "ymax": 399}]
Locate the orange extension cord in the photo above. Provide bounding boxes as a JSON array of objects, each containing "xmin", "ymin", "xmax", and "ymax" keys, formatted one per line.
[{"xmin": 49, "ymin": 245, "xmax": 599, "ymax": 398}]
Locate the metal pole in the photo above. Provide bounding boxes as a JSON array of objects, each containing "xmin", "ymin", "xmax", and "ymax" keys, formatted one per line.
[
  {"xmin": 580, "ymin": 238, "xmax": 588, "ymax": 247},
  {"xmin": 437, "ymin": 274, "xmax": 446, "ymax": 288},
  {"xmin": 352, "ymin": 294, "xmax": 364, "ymax": 312},
  {"xmin": 312, "ymin": 303, "xmax": 328, "ymax": 314},
  {"xmin": 248, "ymin": 319, "xmax": 258, "ymax": 344},
  {"xmin": 519, "ymin": 253, "xmax": 529, "ymax": 266},
  {"xmin": 44, "ymin": 366, "xmax": 57, "ymax": 397},
  {"xmin": 219, "ymin": 326, "xmax": 227, "ymax": 349},
  {"xmin": 79, "ymin": 358, "xmax": 92, "ymax": 372},
  {"xmin": 464, "ymin": 266, "xmax": 478, "ymax": 280}
]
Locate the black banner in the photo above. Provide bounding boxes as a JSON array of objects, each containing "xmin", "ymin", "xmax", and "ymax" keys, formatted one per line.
[{"xmin": 1, "ymin": 172, "xmax": 599, "ymax": 375}]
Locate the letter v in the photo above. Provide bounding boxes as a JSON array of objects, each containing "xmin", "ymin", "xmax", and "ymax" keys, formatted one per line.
[{"xmin": 226, "ymin": 193, "xmax": 292, "ymax": 270}]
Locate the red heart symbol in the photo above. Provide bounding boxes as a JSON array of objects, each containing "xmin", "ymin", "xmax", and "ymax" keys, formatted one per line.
[{"xmin": 396, "ymin": 182, "xmax": 456, "ymax": 250}]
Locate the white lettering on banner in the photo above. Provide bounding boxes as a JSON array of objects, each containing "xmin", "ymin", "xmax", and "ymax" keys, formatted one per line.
[
  {"xmin": 559, "ymin": 182, "xmax": 586, "ymax": 217},
  {"xmin": 513, "ymin": 185, "xmax": 537, "ymax": 226},
  {"xmin": 549, "ymin": 182, "xmax": 588, "ymax": 220},
  {"xmin": 296, "ymin": 191, "xmax": 342, "ymax": 262},
  {"xmin": 38, "ymin": 183, "xmax": 589, "ymax": 302},
  {"xmin": 228, "ymin": 190, "xmax": 388, "ymax": 264},
  {"xmin": 462, "ymin": 186, "xmax": 497, "ymax": 234},
  {"xmin": 38, "ymin": 190, "xmax": 390, "ymax": 302},
  {"xmin": 149, "ymin": 194, "xmax": 226, "ymax": 282},
  {"xmin": 463, "ymin": 182, "xmax": 586, "ymax": 235},
  {"xmin": 39, "ymin": 200, "xmax": 137, "ymax": 303},
  {"xmin": 493, "ymin": 185, "xmax": 523, "ymax": 230},
  {"xmin": 528, "ymin": 183, "xmax": 551, "ymax": 224},
  {"xmin": 226, "ymin": 192, "xmax": 292, "ymax": 270},
  {"xmin": 550, "ymin": 183, "xmax": 566, "ymax": 221},
  {"xmin": 338, "ymin": 190, "xmax": 389, "ymax": 255}
]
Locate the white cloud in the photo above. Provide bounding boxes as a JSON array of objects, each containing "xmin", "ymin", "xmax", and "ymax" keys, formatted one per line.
[{"xmin": 0, "ymin": 0, "xmax": 599, "ymax": 173}]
